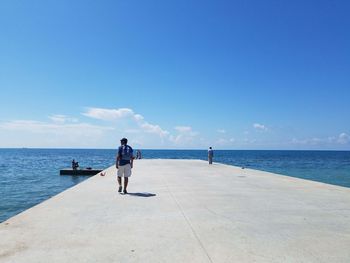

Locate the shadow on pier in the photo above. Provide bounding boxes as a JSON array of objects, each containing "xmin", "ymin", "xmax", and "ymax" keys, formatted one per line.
[{"xmin": 127, "ymin": 192, "xmax": 157, "ymax": 198}]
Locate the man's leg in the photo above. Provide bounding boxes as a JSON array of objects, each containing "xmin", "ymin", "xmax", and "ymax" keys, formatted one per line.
[
  {"xmin": 117, "ymin": 176, "xmax": 122, "ymax": 192},
  {"xmin": 124, "ymin": 177, "xmax": 128, "ymax": 193},
  {"xmin": 123, "ymin": 164, "xmax": 131, "ymax": 194},
  {"xmin": 117, "ymin": 165, "xmax": 124, "ymax": 192}
]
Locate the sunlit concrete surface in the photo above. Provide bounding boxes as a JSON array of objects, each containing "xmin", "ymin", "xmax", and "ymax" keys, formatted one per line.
[{"xmin": 1, "ymin": 159, "xmax": 350, "ymax": 262}]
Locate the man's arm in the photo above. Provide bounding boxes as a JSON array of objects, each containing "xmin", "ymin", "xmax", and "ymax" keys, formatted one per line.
[
  {"xmin": 130, "ymin": 148, "xmax": 134, "ymax": 168},
  {"xmin": 116, "ymin": 153, "xmax": 120, "ymax": 169},
  {"xmin": 130, "ymin": 157, "xmax": 134, "ymax": 169}
]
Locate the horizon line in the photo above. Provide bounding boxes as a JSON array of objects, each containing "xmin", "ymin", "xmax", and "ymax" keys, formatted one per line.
[{"xmin": 0, "ymin": 147, "xmax": 349, "ymax": 152}]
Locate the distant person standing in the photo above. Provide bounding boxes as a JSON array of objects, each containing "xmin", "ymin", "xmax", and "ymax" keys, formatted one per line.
[
  {"xmin": 208, "ymin": 147, "xmax": 214, "ymax": 164},
  {"xmin": 116, "ymin": 138, "xmax": 134, "ymax": 194},
  {"xmin": 136, "ymin": 150, "xmax": 142, "ymax": 159}
]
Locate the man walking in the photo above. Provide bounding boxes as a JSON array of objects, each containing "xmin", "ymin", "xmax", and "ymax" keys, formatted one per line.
[
  {"xmin": 116, "ymin": 138, "xmax": 134, "ymax": 194},
  {"xmin": 208, "ymin": 147, "xmax": 214, "ymax": 164}
]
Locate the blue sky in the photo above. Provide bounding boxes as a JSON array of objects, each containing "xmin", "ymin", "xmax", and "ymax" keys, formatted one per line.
[{"xmin": 0, "ymin": 0, "xmax": 349, "ymax": 149}]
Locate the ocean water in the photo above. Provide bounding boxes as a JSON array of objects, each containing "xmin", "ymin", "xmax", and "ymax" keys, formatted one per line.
[{"xmin": 1, "ymin": 149, "xmax": 350, "ymax": 223}]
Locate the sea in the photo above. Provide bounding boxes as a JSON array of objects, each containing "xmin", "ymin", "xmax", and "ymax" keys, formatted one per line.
[{"xmin": 1, "ymin": 148, "xmax": 350, "ymax": 223}]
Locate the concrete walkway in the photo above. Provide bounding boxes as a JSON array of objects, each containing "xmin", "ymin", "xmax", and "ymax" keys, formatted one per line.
[{"xmin": 1, "ymin": 159, "xmax": 350, "ymax": 263}]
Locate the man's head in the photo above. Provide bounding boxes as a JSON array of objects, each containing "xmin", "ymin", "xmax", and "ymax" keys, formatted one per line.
[
  {"xmin": 120, "ymin": 138, "xmax": 128, "ymax": 145},
  {"xmin": 209, "ymin": 147, "xmax": 212, "ymax": 150}
]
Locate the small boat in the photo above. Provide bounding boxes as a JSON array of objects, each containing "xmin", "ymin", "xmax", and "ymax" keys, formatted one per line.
[{"xmin": 60, "ymin": 168, "xmax": 103, "ymax": 176}]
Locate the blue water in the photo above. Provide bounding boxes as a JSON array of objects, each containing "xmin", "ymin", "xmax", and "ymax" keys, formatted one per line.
[{"xmin": 1, "ymin": 149, "xmax": 350, "ymax": 223}]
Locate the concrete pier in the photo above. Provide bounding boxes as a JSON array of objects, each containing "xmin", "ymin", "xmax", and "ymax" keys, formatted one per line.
[{"xmin": 1, "ymin": 159, "xmax": 350, "ymax": 262}]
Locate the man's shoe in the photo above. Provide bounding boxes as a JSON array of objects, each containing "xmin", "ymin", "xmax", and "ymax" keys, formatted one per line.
[
  {"xmin": 123, "ymin": 189, "xmax": 128, "ymax": 194},
  {"xmin": 118, "ymin": 186, "xmax": 122, "ymax": 193}
]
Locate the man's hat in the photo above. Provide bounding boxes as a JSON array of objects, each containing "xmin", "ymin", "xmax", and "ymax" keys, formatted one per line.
[{"xmin": 120, "ymin": 138, "xmax": 128, "ymax": 142}]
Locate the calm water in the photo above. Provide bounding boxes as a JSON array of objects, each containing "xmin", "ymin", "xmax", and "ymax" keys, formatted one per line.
[{"xmin": 1, "ymin": 149, "xmax": 350, "ymax": 222}]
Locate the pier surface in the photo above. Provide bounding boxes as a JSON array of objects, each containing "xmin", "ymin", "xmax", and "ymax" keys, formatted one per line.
[{"xmin": 1, "ymin": 159, "xmax": 350, "ymax": 263}]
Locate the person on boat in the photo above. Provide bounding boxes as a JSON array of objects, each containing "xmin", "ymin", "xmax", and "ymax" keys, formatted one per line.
[
  {"xmin": 116, "ymin": 138, "xmax": 134, "ymax": 194},
  {"xmin": 72, "ymin": 159, "xmax": 79, "ymax": 170}
]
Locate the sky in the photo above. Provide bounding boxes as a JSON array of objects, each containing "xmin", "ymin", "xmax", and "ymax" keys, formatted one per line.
[{"xmin": 0, "ymin": 0, "xmax": 349, "ymax": 150}]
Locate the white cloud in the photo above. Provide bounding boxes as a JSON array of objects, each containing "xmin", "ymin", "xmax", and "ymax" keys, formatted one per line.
[
  {"xmin": 49, "ymin": 114, "xmax": 78, "ymax": 123},
  {"xmin": 327, "ymin": 136, "xmax": 336, "ymax": 143},
  {"xmin": 129, "ymin": 139, "xmax": 143, "ymax": 147},
  {"xmin": 0, "ymin": 118, "xmax": 115, "ymax": 148},
  {"xmin": 291, "ymin": 138, "xmax": 305, "ymax": 144},
  {"xmin": 217, "ymin": 129, "xmax": 226, "ymax": 134},
  {"xmin": 1, "ymin": 109, "xmax": 199, "ymax": 148},
  {"xmin": 83, "ymin": 107, "xmax": 135, "ymax": 121},
  {"xmin": 216, "ymin": 138, "xmax": 228, "ymax": 145},
  {"xmin": 140, "ymin": 122, "xmax": 169, "ymax": 138},
  {"xmin": 169, "ymin": 134, "xmax": 195, "ymax": 144},
  {"xmin": 170, "ymin": 126, "xmax": 199, "ymax": 145},
  {"xmin": 215, "ymin": 137, "xmax": 235, "ymax": 146},
  {"xmin": 292, "ymin": 132, "xmax": 350, "ymax": 146},
  {"xmin": 83, "ymin": 107, "xmax": 169, "ymax": 138},
  {"xmin": 244, "ymin": 138, "xmax": 257, "ymax": 144},
  {"xmin": 253, "ymin": 123, "xmax": 268, "ymax": 131},
  {"xmin": 175, "ymin": 126, "xmax": 192, "ymax": 133},
  {"xmin": 175, "ymin": 126, "xmax": 198, "ymax": 136},
  {"xmin": 124, "ymin": 129, "xmax": 141, "ymax": 134},
  {"xmin": 337, "ymin": 133, "xmax": 350, "ymax": 144},
  {"xmin": 134, "ymin": 114, "xmax": 144, "ymax": 122},
  {"xmin": 0, "ymin": 120, "xmax": 113, "ymax": 135},
  {"xmin": 291, "ymin": 137, "xmax": 322, "ymax": 145}
]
